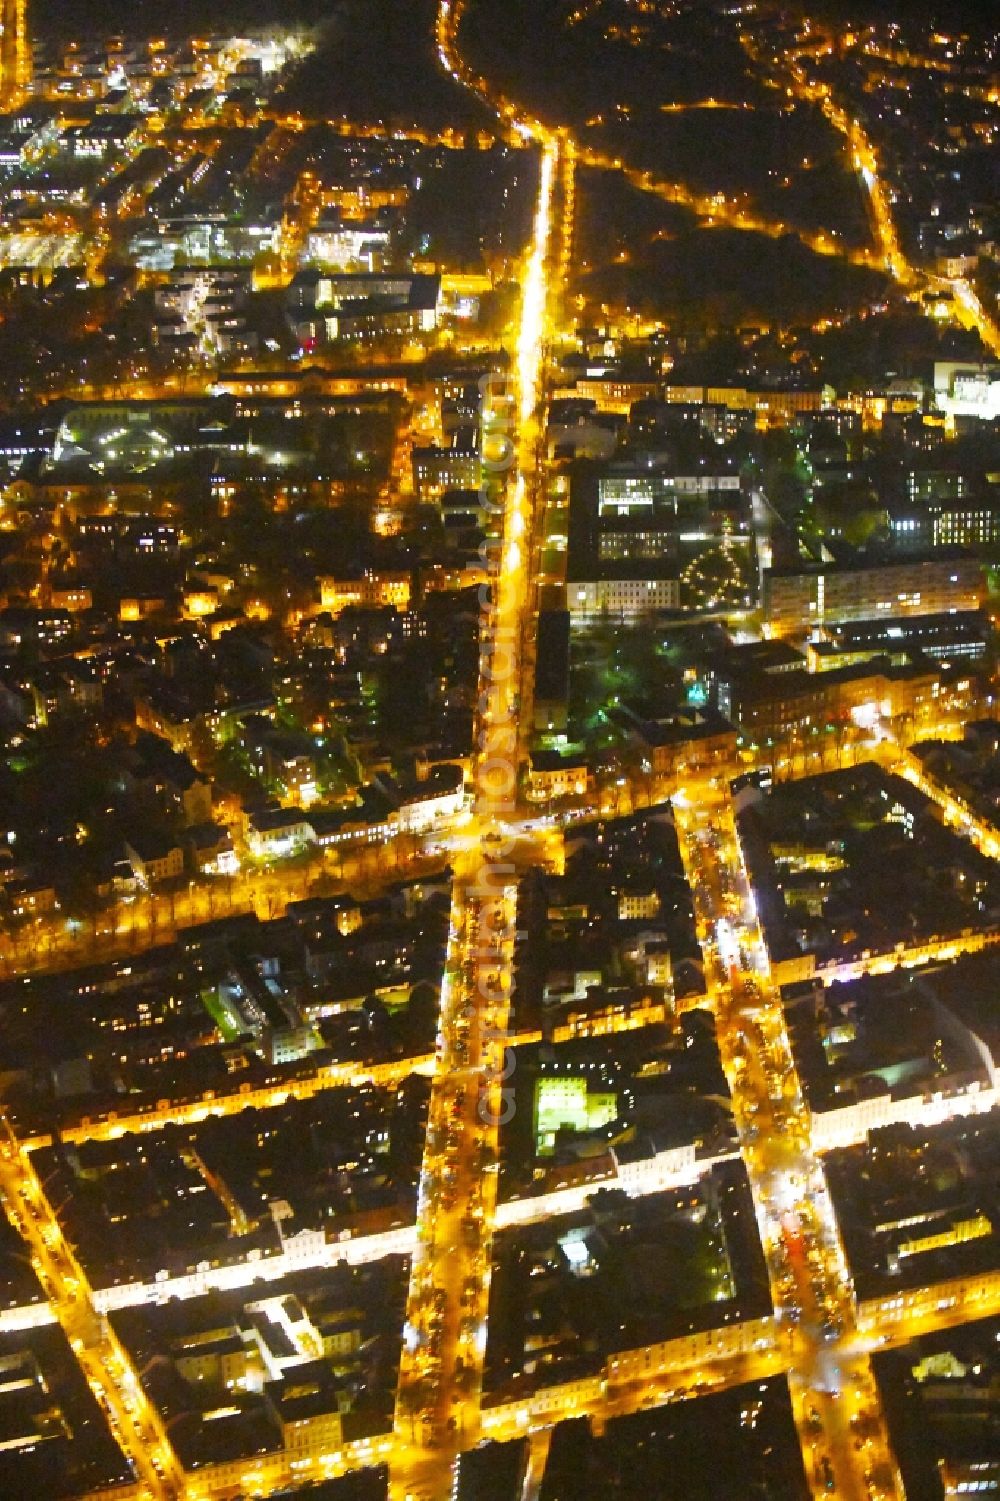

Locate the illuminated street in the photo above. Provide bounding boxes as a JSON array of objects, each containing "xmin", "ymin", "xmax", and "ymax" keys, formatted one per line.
[
  {"xmin": 746, "ymin": 27, "xmax": 1000, "ymax": 358},
  {"xmin": 390, "ymin": 10, "xmax": 566, "ymax": 1495},
  {"xmin": 671, "ymin": 788, "xmax": 905, "ymax": 1501},
  {"xmin": 0, "ymin": 1115, "xmax": 183, "ymax": 1498}
]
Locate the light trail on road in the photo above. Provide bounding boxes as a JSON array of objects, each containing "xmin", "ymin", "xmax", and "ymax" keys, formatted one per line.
[{"xmin": 516, "ymin": 146, "xmax": 556, "ymax": 430}]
